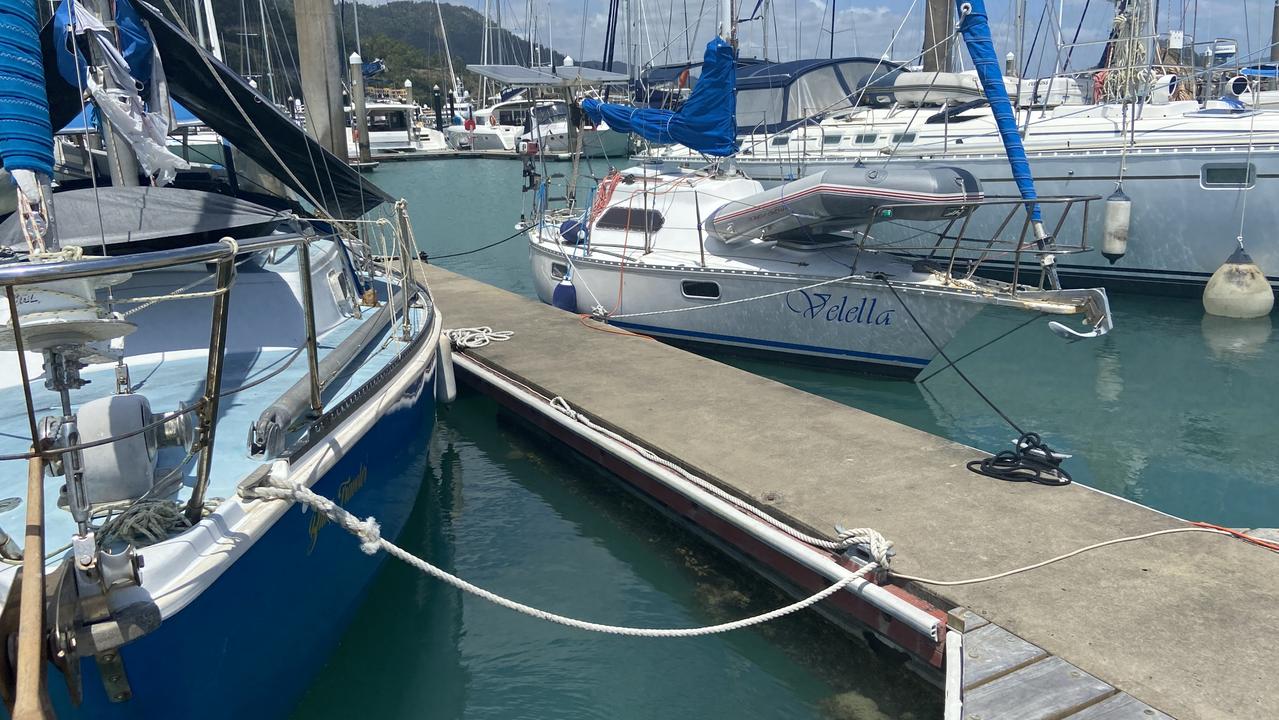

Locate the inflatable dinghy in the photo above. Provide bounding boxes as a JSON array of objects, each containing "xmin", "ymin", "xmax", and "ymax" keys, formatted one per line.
[{"xmin": 704, "ymin": 165, "xmax": 982, "ymax": 244}]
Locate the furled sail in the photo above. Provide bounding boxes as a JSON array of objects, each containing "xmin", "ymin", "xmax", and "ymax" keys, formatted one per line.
[
  {"xmin": 0, "ymin": 0, "xmax": 54, "ymax": 179},
  {"xmin": 955, "ymin": 0, "xmax": 1040, "ymax": 223},
  {"xmin": 582, "ymin": 37, "xmax": 738, "ymax": 157}
]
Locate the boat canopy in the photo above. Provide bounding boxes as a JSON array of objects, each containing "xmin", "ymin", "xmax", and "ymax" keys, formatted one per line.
[
  {"xmin": 40, "ymin": 0, "xmax": 389, "ymax": 219},
  {"xmin": 734, "ymin": 58, "xmax": 902, "ymax": 134},
  {"xmin": 583, "ymin": 37, "xmax": 738, "ymax": 157}
]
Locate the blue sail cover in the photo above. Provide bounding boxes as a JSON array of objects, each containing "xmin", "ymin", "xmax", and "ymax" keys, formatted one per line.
[
  {"xmin": 583, "ymin": 37, "xmax": 738, "ymax": 157},
  {"xmin": 0, "ymin": 0, "xmax": 54, "ymax": 176},
  {"xmin": 956, "ymin": 0, "xmax": 1040, "ymax": 222}
]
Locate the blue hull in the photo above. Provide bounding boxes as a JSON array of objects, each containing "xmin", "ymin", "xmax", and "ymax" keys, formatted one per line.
[{"xmin": 51, "ymin": 362, "xmax": 438, "ymax": 719}]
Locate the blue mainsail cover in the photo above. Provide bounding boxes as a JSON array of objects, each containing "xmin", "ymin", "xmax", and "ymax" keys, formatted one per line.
[
  {"xmin": 583, "ymin": 37, "xmax": 738, "ymax": 157},
  {"xmin": 956, "ymin": 0, "xmax": 1040, "ymax": 222}
]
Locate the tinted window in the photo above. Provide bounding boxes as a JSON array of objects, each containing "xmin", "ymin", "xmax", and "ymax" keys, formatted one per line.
[
  {"xmin": 596, "ymin": 207, "xmax": 665, "ymax": 232},
  {"xmin": 1202, "ymin": 163, "xmax": 1255, "ymax": 188},
  {"xmin": 550, "ymin": 262, "xmax": 568, "ymax": 280},
  {"xmin": 681, "ymin": 280, "xmax": 720, "ymax": 299}
]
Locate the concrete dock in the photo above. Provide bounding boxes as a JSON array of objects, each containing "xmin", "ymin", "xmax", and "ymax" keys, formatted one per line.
[{"xmin": 421, "ymin": 263, "xmax": 1279, "ymax": 719}]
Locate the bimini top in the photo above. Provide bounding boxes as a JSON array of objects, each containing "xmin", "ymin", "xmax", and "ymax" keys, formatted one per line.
[
  {"xmin": 636, "ymin": 57, "xmax": 770, "ymax": 110},
  {"xmin": 734, "ymin": 57, "xmax": 902, "ymax": 134}
]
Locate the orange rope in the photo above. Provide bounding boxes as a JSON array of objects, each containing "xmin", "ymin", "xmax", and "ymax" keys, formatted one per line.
[{"xmin": 1190, "ymin": 522, "xmax": 1279, "ymax": 553}]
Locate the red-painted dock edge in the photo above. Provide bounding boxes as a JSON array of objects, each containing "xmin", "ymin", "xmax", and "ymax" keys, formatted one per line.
[{"xmin": 458, "ymin": 352, "xmax": 949, "ymax": 670}]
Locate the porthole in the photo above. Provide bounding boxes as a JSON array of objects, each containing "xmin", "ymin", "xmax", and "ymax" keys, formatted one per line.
[
  {"xmin": 1201, "ymin": 162, "xmax": 1256, "ymax": 189},
  {"xmin": 681, "ymin": 280, "xmax": 720, "ymax": 299},
  {"xmin": 550, "ymin": 262, "xmax": 568, "ymax": 280}
]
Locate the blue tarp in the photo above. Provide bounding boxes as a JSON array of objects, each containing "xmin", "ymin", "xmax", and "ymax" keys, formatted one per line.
[
  {"xmin": 584, "ymin": 37, "xmax": 738, "ymax": 157},
  {"xmin": 956, "ymin": 0, "xmax": 1041, "ymax": 222},
  {"xmin": 59, "ymin": 100, "xmax": 200, "ymax": 134},
  {"xmin": 1241, "ymin": 65, "xmax": 1279, "ymax": 78}
]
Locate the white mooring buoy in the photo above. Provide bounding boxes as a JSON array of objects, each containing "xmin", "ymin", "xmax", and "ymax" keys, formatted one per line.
[
  {"xmin": 1101, "ymin": 186, "xmax": 1131, "ymax": 265},
  {"xmin": 1203, "ymin": 246, "xmax": 1275, "ymax": 319}
]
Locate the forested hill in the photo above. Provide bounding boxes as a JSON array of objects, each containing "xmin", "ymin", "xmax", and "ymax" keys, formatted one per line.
[{"xmin": 208, "ymin": 1, "xmax": 571, "ymax": 97}]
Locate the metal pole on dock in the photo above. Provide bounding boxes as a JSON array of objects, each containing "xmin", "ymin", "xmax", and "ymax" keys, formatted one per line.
[{"xmin": 350, "ymin": 52, "xmax": 372, "ymax": 163}]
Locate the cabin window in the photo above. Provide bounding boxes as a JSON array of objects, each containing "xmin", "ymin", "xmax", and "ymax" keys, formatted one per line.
[
  {"xmin": 737, "ymin": 88, "xmax": 785, "ymax": 131},
  {"xmin": 1201, "ymin": 162, "xmax": 1255, "ymax": 188},
  {"xmin": 596, "ymin": 207, "xmax": 666, "ymax": 232},
  {"xmin": 854, "ymin": 133, "xmax": 879, "ymax": 144},
  {"xmin": 823, "ymin": 133, "xmax": 843, "ymax": 145},
  {"xmin": 891, "ymin": 132, "xmax": 917, "ymax": 144},
  {"xmin": 550, "ymin": 262, "xmax": 569, "ymax": 280},
  {"xmin": 367, "ymin": 111, "xmax": 408, "ymax": 132},
  {"xmin": 681, "ymin": 280, "xmax": 720, "ymax": 300},
  {"xmin": 786, "ymin": 66, "xmax": 851, "ymax": 120},
  {"xmin": 771, "ymin": 135, "xmax": 791, "ymax": 146}
]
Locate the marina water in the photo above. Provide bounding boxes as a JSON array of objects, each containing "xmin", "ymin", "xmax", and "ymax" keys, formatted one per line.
[{"xmin": 297, "ymin": 159, "xmax": 1279, "ymax": 717}]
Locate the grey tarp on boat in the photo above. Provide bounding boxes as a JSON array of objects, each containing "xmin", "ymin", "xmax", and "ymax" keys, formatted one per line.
[
  {"xmin": 0, "ymin": 186, "xmax": 287, "ymax": 253},
  {"xmin": 39, "ymin": 1, "xmax": 390, "ymax": 219}
]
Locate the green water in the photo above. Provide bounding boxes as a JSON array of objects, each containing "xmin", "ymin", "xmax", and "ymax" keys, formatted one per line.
[{"xmin": 297, "ymin": 159, "xmax": 1279, "ymax": 718}]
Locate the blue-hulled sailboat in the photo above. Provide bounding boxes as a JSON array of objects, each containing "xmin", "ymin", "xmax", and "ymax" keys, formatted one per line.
[{"xmin": 0, "ymin": 0, "xmax": 443, "ymax": 716}]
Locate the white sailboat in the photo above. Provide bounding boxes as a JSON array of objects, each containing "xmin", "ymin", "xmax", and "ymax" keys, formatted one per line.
[
  {"xmin": 524, "ymin": 0, "xmax": 1113, "ymax": 378},
  {"xmin": 642, "ymin": 0, "xmax": 1279, "ymax": 294}
]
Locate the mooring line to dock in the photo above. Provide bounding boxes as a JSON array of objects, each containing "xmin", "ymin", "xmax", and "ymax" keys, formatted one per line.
[{"xmin": 246, "ymin": 470, "xmax": 884, "ymax": 638}]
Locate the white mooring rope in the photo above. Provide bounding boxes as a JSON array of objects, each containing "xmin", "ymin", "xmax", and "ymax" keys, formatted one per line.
[
  {"xmin": 248, "ymin": 476, "xmax": 883, "ymax": 637},
  {"xmin": 446, "ymin": 326, "xmax": 514, "ymax": 349}
]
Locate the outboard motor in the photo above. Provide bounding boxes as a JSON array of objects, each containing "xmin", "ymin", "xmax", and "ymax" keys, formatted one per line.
[{"xmin": 704, "ymin": 165, "xmax": 983, "ymax": 244}]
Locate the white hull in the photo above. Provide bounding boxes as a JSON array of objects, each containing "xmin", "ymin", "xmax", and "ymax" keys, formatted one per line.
[
  {"xmin": 531, "ymin": 242, "xmax": 983, "ymax": 374},
  {"xmin": 729, "ymin": 146, "xmax": 1279, "ymax": 292}
]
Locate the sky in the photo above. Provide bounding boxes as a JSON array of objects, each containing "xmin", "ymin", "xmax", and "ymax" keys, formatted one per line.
[{"xmin": 416, "ymin": 0, "xmax": 1278, "ymax": 73}]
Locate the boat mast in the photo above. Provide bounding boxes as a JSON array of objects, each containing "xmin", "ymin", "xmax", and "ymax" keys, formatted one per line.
[
  {"xmin": 202, "ymin": 0, "xmax": 223, "ymax": 59},
  {"xmin": 294, "ymin": 0, "xmax": 349, "ymax": 158},
  {"xmin": 258, "ymin": 0, "xmax": 276, "ymax": 102},
  {"xmin": 481, "ymin": 0, "xmax": 491, "ymax": 101},
  {"xmin": 433, "ymin": 0, "xmax": 461, "ymax": 99},
  {"xmin": 922, "ymin": 0, "xmax": 952, "ymax": 72},
  {"xmin": 829, "ymin": 0, "xmax": 835, "ymax": 58},
  {"xmin": 90, "ymin": 0, "xmax": 140, "ymax": 186}
]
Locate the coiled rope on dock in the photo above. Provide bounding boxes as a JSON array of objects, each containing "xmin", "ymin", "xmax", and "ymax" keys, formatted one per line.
[
  {"xmin": 246, "ymin": 475, "xmax": 886, "ymax": 638},
  {"xmin": 446, "ymin": 326, "xmax": 514, "ymax": 349}
]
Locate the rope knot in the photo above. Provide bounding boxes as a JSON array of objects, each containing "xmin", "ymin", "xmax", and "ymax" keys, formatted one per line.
[
  {"xmin": 834, "ymin": 527, "xmax": 893, "ymax": 568},
  {"xmin": 354, "ymin": 517, "xmax": 382, "ymax": 555}
]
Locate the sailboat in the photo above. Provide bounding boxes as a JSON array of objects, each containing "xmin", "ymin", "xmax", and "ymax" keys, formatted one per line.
[
  {"xmin": 524, "ymin": 0, "xmax": 1113, "ymax": 378},
  {"xmin": 0, "ymin": 0, "xmax": 444, "ymax": 716},
  {"xmin": 647, "ymin": 0, "xmax": 1279, "ymax": 294}
]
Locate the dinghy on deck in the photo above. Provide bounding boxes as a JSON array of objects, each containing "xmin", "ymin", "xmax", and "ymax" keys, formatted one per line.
[{"xmin": 704, "ymin": 166, "xmax": 983, "ymax": 244}]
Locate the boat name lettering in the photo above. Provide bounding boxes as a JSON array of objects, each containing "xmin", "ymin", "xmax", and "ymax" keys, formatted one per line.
[
  {"xmin": 785, "ymin": 290, "xmax": 894, "ymax": 326},
  {"xmin": 307, "ymin": 464, "xmax": 368, "ymax": 555}
]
